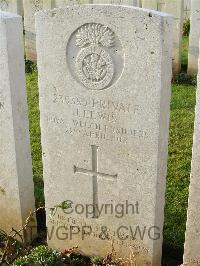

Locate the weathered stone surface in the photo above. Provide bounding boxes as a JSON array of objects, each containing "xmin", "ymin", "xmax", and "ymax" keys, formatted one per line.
[
  {"xmin": 23, "ymin": 0, "xmax": 54, "ymax": 61},
  {"xmin": 55, "ymin": 0, "xmax": 92, "ymax": 7},
  {"xmin": 0, "ymin": 12, "xmax": 36, "ymax": 239},
  {"xmin": 36, "ymin": 5, "xmax": 172, "ymax": 265},
  {"xmin": 0, "ymin": 0, "xmax": 23, "ymax": 15},
  {"xmin": 183, "ymin": 39, "xmax": 200, "ymax": 266},
  {"xmin": 142, "ymin": 0, "xmax": 184, "ymax": 74},
  {"xmin": 92, "ymin": 0, "xmax": 139, "ymax": 5},
  {"xmin": 188, "ymin": 0, "xmax": 200, "ymax": 75},
  {"xmin": 24, "ymin": 0, "xmax": 92, "ymax": 61}
]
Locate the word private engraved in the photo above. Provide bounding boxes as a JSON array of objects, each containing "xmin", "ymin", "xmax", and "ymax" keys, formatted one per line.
[{"xmin": 67, "ymin": 23, "xmax": 124, "ymax": 90}]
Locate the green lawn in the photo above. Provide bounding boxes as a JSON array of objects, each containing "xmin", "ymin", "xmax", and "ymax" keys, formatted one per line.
[
  {"xmin": 26, "ymin": 72, "xmax": 44, "ymax": 205},
  {"xmin": 26, "ymin": 36, "xmax": 196, "ymax": 250},
  {"xmin": 164, "ymin": 84, "xmax": 196, "ymax": 249}
]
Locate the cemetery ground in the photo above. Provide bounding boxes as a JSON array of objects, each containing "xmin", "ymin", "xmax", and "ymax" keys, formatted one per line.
[{"xmin": 0, "ymin": 36, "xmax": 196, "ymax": 265}]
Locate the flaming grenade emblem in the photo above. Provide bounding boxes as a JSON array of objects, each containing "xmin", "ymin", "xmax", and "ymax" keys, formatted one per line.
[{"xmin": 75, "ymin": 23, "xmax": 115, "ymax": 90}]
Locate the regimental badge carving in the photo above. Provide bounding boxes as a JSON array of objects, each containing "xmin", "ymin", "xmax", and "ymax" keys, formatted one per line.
[
  {"xmin": 75, "ymin": 24, "xmax": 114, "ymax": 90},
  {"xmin": 67, "ymin": 23, "xmax": 124, "ymax": 90}
]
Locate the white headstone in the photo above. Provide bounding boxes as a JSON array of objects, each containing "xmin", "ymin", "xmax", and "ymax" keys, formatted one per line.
[
  {"xmin": 183, "ymin": 41, "xmax": 200, "ymax": 266},
  {"xmin": 142, "ymin": 0, "xmax": 184, "ymax": 74},
  {"xmin": 23, "ymin": 0, "xmax": 54, "ymax": 61},
  {"xmin": 0, "ymin": 12, "xmax": 36, "ymax": 239},
  {"xmin": 0, "ymin": 0, "xmax": 23, "ymax": 15},
  {"xmin": 36, "ymin": 5, "xmax": 172, "ymax": 265},
  {"xmin": 160, "ymin": 0, "xmax": 184, "ymax": 74},
  {"xmin": 188, "ymin": 0, "xmax": 200, "ymax": 75}
]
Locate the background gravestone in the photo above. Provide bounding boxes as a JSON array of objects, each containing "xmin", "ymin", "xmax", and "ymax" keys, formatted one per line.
[
  {"xmin": 188, "ymin": 0, "xmax": 200, "ymax": 75},
  {"xmin": 0, "ymin": 0, "xmax": 23, "ymax": 15},
  {"xmin": 184, "ymin": 0, "xmax": 191, "ymax": 19},
  {"xmin": 36, "ymin": 5, "xmax": 172, "ymax": 265},
  {"xmin": 158, "ymin": 0, "xmax": 183, "ymax": 75},
  {"xmin": 142, "ymin": 0, "xmax": 157, "ymax": 9},
  {"xmin": 92, "ymin": 0, "xmax": 140, "ymax": 5},
  {"xmin": 142, "ymin": 0, "xmax": 184, "ymax": 74},
  {"xmin": 0, "ymin": 11, "xmax": 36, "ymax": 238},
  {"xmin": 54, "ymin": 0, "xmax": 92, "ymax": 7},
  {"xmin": 23, "ymin": 0, "xmax": 54, "ymax": 62},
  {"xmin": 183, "ymin": 39, "xmax": 200, "ymax": 266}
]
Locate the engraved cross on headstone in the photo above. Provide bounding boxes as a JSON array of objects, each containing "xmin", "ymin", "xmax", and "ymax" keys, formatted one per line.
[{"xmin": 74, "ymin": 145, "xmax": 117, "ymax": 218}]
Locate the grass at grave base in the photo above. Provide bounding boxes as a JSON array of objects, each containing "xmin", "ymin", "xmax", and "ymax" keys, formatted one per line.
[
  {"xmin": 26, "ymin": 71, "xmax": 44, "ymax": 206},
  {"xmin": 25, "ymin": 70, "xmax": 196, "ymax": 250},
  {"xmin": 164, "ymin": 84, "xmax": 196, "ymax": 249}
]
